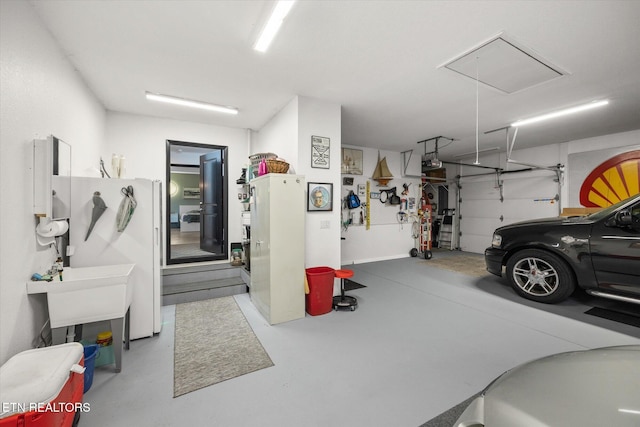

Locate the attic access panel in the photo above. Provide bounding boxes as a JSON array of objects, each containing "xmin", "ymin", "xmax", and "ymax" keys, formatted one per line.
[{"xmin": 442, "ymin": 35, "xmax": 565, "ymax": 94}]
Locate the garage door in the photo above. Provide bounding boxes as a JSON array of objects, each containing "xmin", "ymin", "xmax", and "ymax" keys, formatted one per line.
[{"xmin": 459, "ymin": 169, "xmax": 560, "ymax": 254}]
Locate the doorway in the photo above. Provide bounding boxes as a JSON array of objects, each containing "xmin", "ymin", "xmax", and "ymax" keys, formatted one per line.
[{"xmin": 166, "ymin": 140, "xmax": 228, "ymax": 265}]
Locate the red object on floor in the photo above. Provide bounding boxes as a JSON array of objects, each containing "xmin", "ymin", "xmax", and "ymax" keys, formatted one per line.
[
  {"xmin": 305, "ymin": 266, "xmax": 335, "ymax": 316},
  {"xmin": 0, "ymin": 343, "xmax": 85, "ymax": 427},
  {"xmin": 334, "ymin": 269, "xmax": 354, "ymax": 280},
  {"xmin": 333, "ymin": 269, "xmax": 358, "ymax": 311}
]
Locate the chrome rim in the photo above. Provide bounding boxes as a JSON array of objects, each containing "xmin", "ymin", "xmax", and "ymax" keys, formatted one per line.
[{"xmin": 512, "ymin": 257, "xmax": 559, "ymax": 296}]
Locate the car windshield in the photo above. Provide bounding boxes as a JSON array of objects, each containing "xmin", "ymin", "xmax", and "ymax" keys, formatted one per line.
[{"xmin": 587, "ymin": 194, "xmax": 640, "ymax": 221}]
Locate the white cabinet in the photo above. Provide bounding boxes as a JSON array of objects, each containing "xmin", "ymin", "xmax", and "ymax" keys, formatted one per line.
[{"xmin": 250, "ymin": 174, "xmax": 305, "ymax": 324}]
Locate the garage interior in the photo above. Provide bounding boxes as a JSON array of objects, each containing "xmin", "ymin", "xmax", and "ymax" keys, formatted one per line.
[
  {"xmin": 83, "ymin": 255, "xmax": 640, "ymax": 426},
  {"xmin": 2, "ymin": 1, "xmax": 639, "ymax": 426}
]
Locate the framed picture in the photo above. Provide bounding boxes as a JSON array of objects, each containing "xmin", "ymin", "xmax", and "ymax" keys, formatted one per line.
[
  {"xmin": 183, "ymin": 187, "xmax": 200, "ymax": 199},
  {"xmin": 307, "ymin": 182, "xmax": 333, "ymax": 211},
  {"xmin": 311, "ymin": 136, "xmax": 330, "ymax": 169},
  {"xmin": 341, "ymin": 148, "xmax": 363, "ymax": 175}
]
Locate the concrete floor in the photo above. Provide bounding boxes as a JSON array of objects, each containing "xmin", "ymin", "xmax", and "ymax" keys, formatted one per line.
[{"xmin": 79, "ymin": 254, "xmax": 640, "ymax": 427}]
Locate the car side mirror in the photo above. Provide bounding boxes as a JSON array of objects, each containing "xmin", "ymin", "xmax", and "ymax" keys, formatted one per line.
[{"xmin": 615, "ymin": 209, "xmax": 632, "ymax": 226}]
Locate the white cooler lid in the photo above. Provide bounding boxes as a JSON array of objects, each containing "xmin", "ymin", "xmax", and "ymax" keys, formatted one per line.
[{"xmin": 0, "ymin": 343, "xmax": 83, "ymax": 419}]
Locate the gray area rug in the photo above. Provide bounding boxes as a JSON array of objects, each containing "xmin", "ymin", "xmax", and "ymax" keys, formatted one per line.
[{"xmin": 173, "ymin": 297, "xmax": 273, "ymax": 397}]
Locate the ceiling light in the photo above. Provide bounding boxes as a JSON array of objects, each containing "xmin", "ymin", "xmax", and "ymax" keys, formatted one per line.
[
  {"xmin": 253, "ymin": 1, "xmax": 296, "ymax": 52},
  {"xmin": 145, "ymin": 92, "xmax": 238, "ymax": 115},
  {"xmin": 511, "ymin": 100, "xmax": 608, "ymax": 127}
]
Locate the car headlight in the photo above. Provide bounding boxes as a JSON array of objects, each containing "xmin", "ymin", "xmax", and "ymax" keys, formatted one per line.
[{"xmin": 491, "ymin": 233, "xmax": 502, "ymax": 248}]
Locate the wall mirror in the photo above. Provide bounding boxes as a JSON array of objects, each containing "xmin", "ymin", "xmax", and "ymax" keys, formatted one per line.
[{"xmin": 34, "ymin": 135, "xmax": 71, "ymax": 219}]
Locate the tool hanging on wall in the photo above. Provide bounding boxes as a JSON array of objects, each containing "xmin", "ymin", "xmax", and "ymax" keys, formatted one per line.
[
  {"xmin": 116, "ymin": 185, "xmax": 137, "ymax": 232},
  {"xmin": 85, "ymin": 191, "xmax": 107, "ymax": 241},
  {"xmin": 366, "ymin": 180, "xmax": 370, "ymax": 230},
  {"xmin": 379, "ymin": 187, "xmax": 401, "ymax": 205},
  {"xmin": 346, "ymin": 190, "xmax": 361, "ymax": 209}
]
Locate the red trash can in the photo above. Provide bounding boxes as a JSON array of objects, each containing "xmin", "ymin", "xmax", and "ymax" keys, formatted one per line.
[{"xmin": 305, "ymin": 267, "xmax": 335, "ymax": 315}]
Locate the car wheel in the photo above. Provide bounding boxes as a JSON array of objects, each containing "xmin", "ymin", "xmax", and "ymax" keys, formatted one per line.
[{"xmin": 506, "ymin": 249, "xmax": 575, "ymax": 303}]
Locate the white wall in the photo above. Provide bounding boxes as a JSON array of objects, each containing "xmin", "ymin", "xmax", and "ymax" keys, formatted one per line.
[
  {"xmin": 252, "ymin": 97, "xmax": 299, "ymax": 166},
  {"xmin": 340, "ymin": 146, "xmax": 423, "ymax": 264},
  {"xmin": 105, "ymin": 112, "xmax": 249, "ymax": 255},
  {"xmin": 297, "ymin": 97, "xmax": 342, "ymax": 271},
  {"xmin": 564, "ymin": 130, "xmax": 640, "ymax": 207},
  {"xmin": 253, "ymin": 96, "xmax": 342, "ymax": 290},
  {"xmin": 0, "ymin": 0, "xmax": 106, "ymax": 364}
]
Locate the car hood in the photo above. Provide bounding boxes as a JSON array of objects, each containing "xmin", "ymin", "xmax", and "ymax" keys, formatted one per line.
[
  {"xmin": 481, "ymin": 346, "xmax": 640, "ymax": 427},
  {"xmin": 496, "ymin": 215, "xmax": 592, "ymax": 231}
]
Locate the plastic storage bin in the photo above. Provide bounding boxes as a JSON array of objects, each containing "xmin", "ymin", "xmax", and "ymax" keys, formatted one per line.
[
  {"xmin": 82, "ymin": 344, "xmax": 99, "ymax": 393},
  {"xmin": 305, "ymin": 267, "xmax": 335, "ymax": 316},
  {"xmin": 0, "ymin": 343, "xmax": 85, "ymax": 427},
  {"xmin": 94, "ymin": 331, "xmax": 115, "ymax": 367}
]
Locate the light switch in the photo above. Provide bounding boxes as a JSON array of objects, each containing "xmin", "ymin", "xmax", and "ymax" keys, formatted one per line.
[{"xmin": 320, "ymin": 220, "xmax": 330, "ymax": 229}]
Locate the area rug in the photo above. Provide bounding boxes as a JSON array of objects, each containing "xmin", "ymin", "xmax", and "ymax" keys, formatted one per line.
[
  {"xmin": 424, "ymin": 255, "xmax": 489, "ymax": 278},
  {"xmin": 173, "ymin": 297, "xmax": 273, "ymax": 397},
  {"xmin": 585, "ymin": 307, "xmax": 640, "ymax": 328},
  {"xmin": 344, "ymin": 279, "xmax": 366, "ymax": 291}
]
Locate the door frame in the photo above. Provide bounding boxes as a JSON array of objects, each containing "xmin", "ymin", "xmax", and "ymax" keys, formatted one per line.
[{"xmin": 165, "ymin": 140, "xmax": 228, "ymax": 265}]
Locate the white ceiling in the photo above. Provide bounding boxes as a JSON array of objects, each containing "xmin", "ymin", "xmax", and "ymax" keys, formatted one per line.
[{"xmin": 31, "ymin": 1, "xmax": 640, "ymax": 162}]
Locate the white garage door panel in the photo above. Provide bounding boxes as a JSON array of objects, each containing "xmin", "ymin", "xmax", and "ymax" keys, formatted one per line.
[
  {"xmin": 459, "ymin": 180, "xmax": 501, "ymax": 200},
  {"xmin": 460, "ymin": 171, "xmax": 559, "ymax": 255},
  {"xmin": 460, "ymin": 217, "xmax": 501, "ymax": 253},
  {"xmin": 501, "ymin": 199, "xmax": 559, "ymax": 224},
  {"xmin": 461, "ymin": 199, "xmax": 501, "ymax": 218},
  {"xmin": 462, "ymin": 234, "xmax": 493, "ymax": 254},
  {"xmin": 503, "ymin": 174, "xmax": 557, "ymax": 199}
]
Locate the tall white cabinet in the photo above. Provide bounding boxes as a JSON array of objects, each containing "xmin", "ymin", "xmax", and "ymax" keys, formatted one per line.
[{"xmin": 250, "ymin": 174, "xmax": 306, "ymax": 324}]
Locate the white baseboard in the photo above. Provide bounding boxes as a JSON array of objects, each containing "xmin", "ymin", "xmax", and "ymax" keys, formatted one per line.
[{"xmin": 341, "ymin": 253, "xmax": 409, "ymax": 265}]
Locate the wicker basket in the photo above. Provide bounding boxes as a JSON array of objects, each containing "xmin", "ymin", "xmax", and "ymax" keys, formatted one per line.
[
  {"xmin": 249, "ymin": 152, "xmax": 277, "ymax": 167},
  {"xmin": 266, "ymin": 159, "xmax": 290, "ymax": 174}
]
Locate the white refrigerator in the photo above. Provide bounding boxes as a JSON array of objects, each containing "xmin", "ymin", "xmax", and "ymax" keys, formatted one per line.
[{"xmin": 69, "ymin": 177, "xmax": 162, "ymax": 340}]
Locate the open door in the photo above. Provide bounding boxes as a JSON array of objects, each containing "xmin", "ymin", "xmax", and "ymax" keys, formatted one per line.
[
  {"xmin": 200, "ymin": 151, "xmax": 224, "ymax": 254},
  {"xmin": 165, "ymin": 140, "xmax": 227, "ymax": 265}
]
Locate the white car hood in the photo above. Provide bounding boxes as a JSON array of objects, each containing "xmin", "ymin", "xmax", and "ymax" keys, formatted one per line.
[{"xmin": 457, "ymin": 346, "xmax": 640, "ymax": 427}]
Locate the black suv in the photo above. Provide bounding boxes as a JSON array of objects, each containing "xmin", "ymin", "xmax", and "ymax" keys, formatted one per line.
[{"xmin": 485, "ymin": 194, "xmax": 640, "ymax": 304}]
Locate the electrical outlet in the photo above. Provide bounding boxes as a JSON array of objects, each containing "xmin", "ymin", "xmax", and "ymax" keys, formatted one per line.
[{"xmin": 320, "ymin": 220, "xmax": 330, "ymax": 229}]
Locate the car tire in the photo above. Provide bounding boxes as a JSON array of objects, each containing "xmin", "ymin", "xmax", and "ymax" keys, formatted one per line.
[{"xmin": 506, "ymin": 249, "xmax": 576, "ymax": 303}]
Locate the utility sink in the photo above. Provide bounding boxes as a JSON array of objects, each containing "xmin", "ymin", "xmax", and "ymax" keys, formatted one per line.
[{"xmin": 27, "ymin": 264, "xmax": 135, "ymax": 328}]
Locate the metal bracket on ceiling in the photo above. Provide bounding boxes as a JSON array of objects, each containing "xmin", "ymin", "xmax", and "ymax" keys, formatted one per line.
[
  {"xmin": 490, "ymin": 125, "xmax": 562, "ymax": 172},
  {"xmin": 416, "ymin": 135, "xmax": 457, "ymax": 157}
]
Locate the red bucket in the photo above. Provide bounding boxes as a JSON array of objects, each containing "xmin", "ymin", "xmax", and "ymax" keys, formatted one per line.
[{"xmin": 305, "ymin": 267, "xmax": 335, "ymax": 315}]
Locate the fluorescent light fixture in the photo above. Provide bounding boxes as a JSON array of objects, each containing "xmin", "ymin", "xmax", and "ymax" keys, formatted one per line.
[
  {"xmin": 253, "ymin": 1, "xmax": 295, "ymax": 52},
  {"xmin": 511, "ymin": 100, "xmax": 608, "ymax": 127},
  {"xmin": 145, "ymin": 92, "xmax": 238, "ymax": 115}
]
